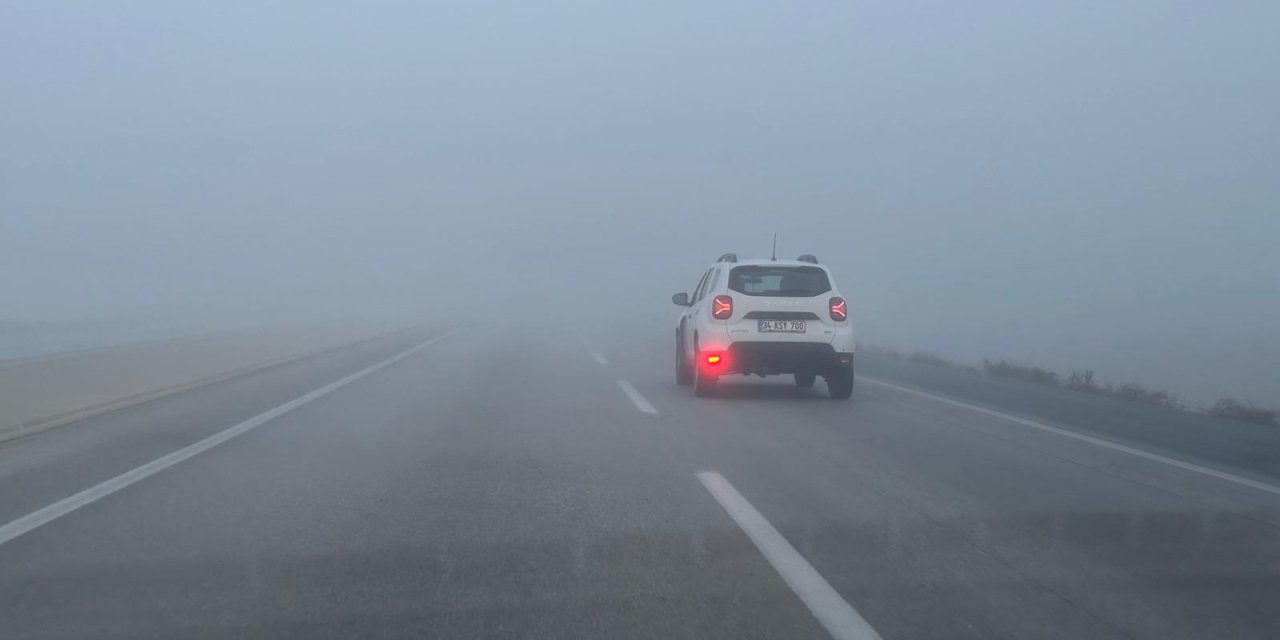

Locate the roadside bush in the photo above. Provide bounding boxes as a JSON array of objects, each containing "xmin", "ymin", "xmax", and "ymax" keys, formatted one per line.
[
  {"xmin": 1207, "ymin": 398, "xmax": 1278, "ymax": 426},
  {"xmin": 1065, "ymin": 369, "xmax": 1100, "ymax": 392},
  {"xmin": 1066, "ymin": 369, "xmax": 1182, "ymax": 409},
  {"xmin": 983, "ymin": 360, "xmax": 1060, "ymax": 386}
]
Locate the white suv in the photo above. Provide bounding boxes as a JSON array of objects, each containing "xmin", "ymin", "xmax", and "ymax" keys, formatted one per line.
[{"xmin": 672, "ymin": 253, "xmax": 855, "ymax": 399}]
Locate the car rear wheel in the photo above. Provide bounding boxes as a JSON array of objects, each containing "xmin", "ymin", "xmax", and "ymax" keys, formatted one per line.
[
  {"xmin": 794, "ymin": 373, "xmax": 816, "ymax": 388},
  {"xmin": 826, "ymin": 365, "xmax": 853, "ymax": 400},
  {"xmin": 676, "ymin": 336, "xmax": 693, "ymax": 386}
]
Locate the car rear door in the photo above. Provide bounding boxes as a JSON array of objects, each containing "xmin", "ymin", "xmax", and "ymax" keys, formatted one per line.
[{"xmin": 723, "ymin": 265, "xmax": 838, "ymax": 344}]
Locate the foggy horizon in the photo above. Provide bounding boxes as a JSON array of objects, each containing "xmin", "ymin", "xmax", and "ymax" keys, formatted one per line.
[{"xmin": 3, "ymin": 1, "xmax": 1277, "ymax": 407}]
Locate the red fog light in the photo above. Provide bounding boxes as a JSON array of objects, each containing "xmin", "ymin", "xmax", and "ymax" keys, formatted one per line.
[{"xmin": 706, "ymin": 354, "xmax": 722, "ymax": 364}]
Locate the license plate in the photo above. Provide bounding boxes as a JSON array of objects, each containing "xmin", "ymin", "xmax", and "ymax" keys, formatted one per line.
[{"xmin": 758, "ymin": 320, "xmax": 806, "ymax": 333}]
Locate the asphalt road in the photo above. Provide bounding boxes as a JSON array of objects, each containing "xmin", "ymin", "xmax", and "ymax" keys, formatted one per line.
[{"xmin": 2, "ymin": 324, "xmax": 1279, "ymax": 639}]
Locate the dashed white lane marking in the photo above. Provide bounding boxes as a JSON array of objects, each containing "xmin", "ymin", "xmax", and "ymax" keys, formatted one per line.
[
  {"xmin": 591, "ymin": 350, "xmax": 609, "ymax": 366},
  {"xmin": 616, "ymin": 380, "xmax": 658, "ymax": 415},
  {"xmin": 697, "ymin": 471, "xmax": 883, "ymax": 640},
  {"xmin": 859, "ymin": 375, "xmax": 1280, "ymax": 497},
  {"xmin": 0, "ymin": 331, "xmax": 454, "ymax": 548}
]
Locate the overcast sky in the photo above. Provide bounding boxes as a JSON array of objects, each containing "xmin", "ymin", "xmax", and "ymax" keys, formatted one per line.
[{"xmin": 2, "ymin": 1, "xmax": 1277, "ymax": 405}]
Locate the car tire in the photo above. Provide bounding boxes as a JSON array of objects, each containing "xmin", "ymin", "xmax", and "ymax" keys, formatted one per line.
[
  {"xmin": 676, "ymin": 336, "xmax": 693, "ymax": 386},
  {"xmin": 826, "ymin": 365, "xmax": 853, "ymax": 400},
  {"xmin": 794, "ymin": 373, "xmax": 816, "ymax": 388}
]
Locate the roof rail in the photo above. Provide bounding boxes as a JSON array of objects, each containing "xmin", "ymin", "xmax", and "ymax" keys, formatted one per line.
[
  {"xmin": 717, "ymin": 253, "xmax": 738, "ymax": 263},
  {"xmin": 796, "ymin": 254, "xmax": 819, "ymax": 264}
]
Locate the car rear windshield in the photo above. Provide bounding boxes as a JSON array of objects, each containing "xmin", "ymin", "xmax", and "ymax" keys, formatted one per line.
[{"xmin": 728, "ymin": 266, "xmax": 831, "ymax": 297}]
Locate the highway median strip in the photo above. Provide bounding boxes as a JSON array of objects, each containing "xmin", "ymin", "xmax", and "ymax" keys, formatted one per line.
[
  {"xmin": 0, "ymin": 325, "xmax": 426, "ymax": 444},
  {"xmin": 0, "ymin": 330, "xmax": 452, "ymax": 547}
]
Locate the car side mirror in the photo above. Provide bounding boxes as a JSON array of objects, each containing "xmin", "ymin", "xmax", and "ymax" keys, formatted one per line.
[{"xmin": 672, "ymin": 292, "xmax": 690, "ymax": 306}]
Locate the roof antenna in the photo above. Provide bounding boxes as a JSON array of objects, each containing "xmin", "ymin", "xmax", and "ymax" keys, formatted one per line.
[{"xmin": 771, "ymin": 233, "xmax": 777, "ymax": 261}]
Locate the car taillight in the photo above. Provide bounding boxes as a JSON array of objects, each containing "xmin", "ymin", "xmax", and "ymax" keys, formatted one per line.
[
  {"xmin": 829, "ymin": 296, "xmax": 847, "ymax": 321},
  {"xmin": 712, "ymin": 295, "xmax": 733, "ymax": 319}
]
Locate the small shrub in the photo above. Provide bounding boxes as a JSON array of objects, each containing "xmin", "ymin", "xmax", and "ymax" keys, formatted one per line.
[
  {"xmin": 983, "ymin": 360, "xmax": 1060, "ymax": 386},
  {"xmin": 1065, "ymin": 369, "xmax": 1100, "ymax": 392},
  {"xmin": 1065, "ymin": 369, "xmax": 1182, "ymax": 408},
  {"xmin": 1207, "ymin": 398, "xmax": 1278, "ymax": 426}
]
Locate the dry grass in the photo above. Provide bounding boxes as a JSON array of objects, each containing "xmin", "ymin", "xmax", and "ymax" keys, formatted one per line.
[
  {"xmin": 863, "ymin": 343, "xmax": 1275, "ymax": 425},
  {"xmin": 1206, "ymin": 398, "xmax": 1278, "ymax": 426},
  {"xmin": 982, "ymin": 359, "xmax": 1061, "ymax": 386}
]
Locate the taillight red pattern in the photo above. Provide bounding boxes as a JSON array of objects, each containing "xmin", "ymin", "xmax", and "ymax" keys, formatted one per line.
[
  {"xmin": 830, "ymin": 297, "xmax": 847, "ymax": 321},
  {"xmin": 712, "ymin": 295, "xmax": 733, "ymax": 319}
]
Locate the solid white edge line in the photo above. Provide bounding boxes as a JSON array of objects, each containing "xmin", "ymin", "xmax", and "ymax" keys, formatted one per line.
[
  {"xmin": 859, "ymin": 375, "xmax": 1280, "ymax": 497},
  {"xmin": 591, "ymin": 350, "xmax": 610, "ymax": 366},
  {"xmin": 616, "ymin": 380, "xmax": 658, "ymax": 415},
  {"xmin": 697, "ymin": 471, "xmax": 882, "ymax": 640},
  {"xmin": 0, "ymin": 330, "xmax": 454, "ymax": 548}
]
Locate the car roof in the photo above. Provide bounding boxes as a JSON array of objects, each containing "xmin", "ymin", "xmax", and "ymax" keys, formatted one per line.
[{"xmin": 717, "ymin": 259, "xmax": 824, "ymax": 268}]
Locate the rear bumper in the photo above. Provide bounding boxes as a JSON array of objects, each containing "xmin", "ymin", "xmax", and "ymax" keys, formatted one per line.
[{"xmin": 724, "ymin": 341, "xmax": 853, "ymax": 376}]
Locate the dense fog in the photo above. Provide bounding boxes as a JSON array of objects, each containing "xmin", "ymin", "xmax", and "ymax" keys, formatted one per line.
[{"xmin": 3, "ymin": 1, "xmax": 1277, "ymax": 406}]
